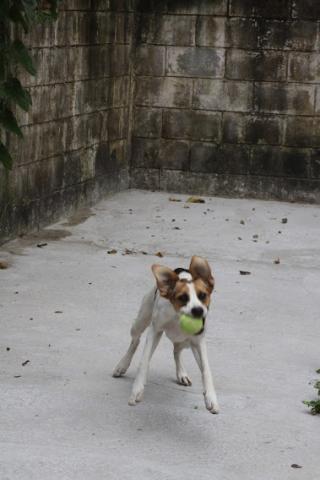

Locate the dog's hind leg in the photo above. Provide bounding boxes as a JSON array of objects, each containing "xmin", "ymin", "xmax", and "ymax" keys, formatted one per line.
[{"xmin": 112, "ymin": 288, "xmax": 156, "ymax": 378}]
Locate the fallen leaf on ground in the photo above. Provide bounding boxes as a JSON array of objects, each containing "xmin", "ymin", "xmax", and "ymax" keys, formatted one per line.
[
  {"xmin": 169, "ymin": 197, "xmax": 182, "ymax": 202},
  {"xmin": 22, "ymin": 360, "xmax": 30, "ymax": 366},
  {"xmin": 107, "ymin": 249, "xmax": 117, "ymax": 254},
  {"xmin": 0, "ymin": 261, "xmax": 9, "ymax": 269},
  {"xmin": 124, "ymin": 248, "xmax": 135, "ymax": 255},
  {"xmin": 273, "ymin": 258, "xmax": 280, "ymax": 264},
  {"xmin": 239, "ymin": 270, "xmax": 251, "ymax": 275},
  {"xmin": 37, "ymin": 243, "xmax": 48, "ymax": 248},
  {"xmin": 186, "ymin": 196, "xmax": 205, "ymax": 204},
  {"xmin": 155, "ymin": 251, "xmax": 164, "ymax": 257}
]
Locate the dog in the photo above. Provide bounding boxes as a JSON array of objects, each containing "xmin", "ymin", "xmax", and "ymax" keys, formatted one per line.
[{"xmin": 112, "ymin": 255, "xmax": 219, "ymax": 414}]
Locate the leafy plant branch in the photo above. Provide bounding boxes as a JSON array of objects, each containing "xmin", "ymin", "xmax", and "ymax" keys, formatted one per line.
[
  {"xmin": 303, "ymin": 369, "xmax": 320, "ymax": 415},
  {"xmin": 0, "ymin": 1, "xmax": 60, "ymax": 170}
]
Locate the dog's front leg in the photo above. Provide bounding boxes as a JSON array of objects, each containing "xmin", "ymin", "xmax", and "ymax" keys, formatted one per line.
[
  {"xmin": 128, "ymin": 325, "xmax": 162, "ymax": 406},
  {"xmin": 192, "ymin": 339, "xmax": 219, "ymax": 414}
]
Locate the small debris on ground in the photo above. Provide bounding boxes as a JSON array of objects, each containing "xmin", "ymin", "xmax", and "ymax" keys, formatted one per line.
[
  {"xmin": 169, "ymin": 197, "xmax": 181, "ymax": 202},
  {"xmin": 240, "ymin": 219, "xmax": 245, "ymax": 225},
  {"xmin": 281, "ymin": 218, "xmax": 288, "ymax": 224},
  {"xmin": 274, "ymin": 258, "xmax": 280, "ymax": 264},
  {"xmin": 123, "ymin": 248, "xmax": 135, "ymax": 255},
  {"xmin": 186, "ymin": 196, "xmax": 205, "ymax": 204},
  {"xmin": 6, "ymin": 347, "xmax": 10, "ymax": 351},
  {"xmin": 37, "ymin": 243, "xmax": 48, "ymax": 248},
  {"xmin": 253, "ymin": 234, "xmax": 259, "ymax": 239},
  {"xmin": 54, "ymin": 310, "xmax": 63, "ymax": 314},
  {"xmin": 0, "ymin": 260, "xmax": 9, "ymax": 269},
  {"xmin": 107, "ymin": 249, "xmax": 117, "ymax": 254},
  {"xmin": 155, "ymin": 251, "xmax": 164, "ymax": 258},
  {"xmin": 239, "ymin": 270, "xmax": 251, "ymax": 275},
  {"xmin": 14, "ymin": 375, "xmax": 21, "ymax": 378},
  {"xmin": 22, "ymin": 360, "xmax": 30, "ymax": 366},
  {"xmin": 291, "ymin": 464, "xmax": 302, "ymax": 469},
  {"xmin": 238, "ymin": 237, "xmax": 242, "ymax": 240}
]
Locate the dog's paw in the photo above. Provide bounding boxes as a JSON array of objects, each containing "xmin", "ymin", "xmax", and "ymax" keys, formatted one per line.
[
  {"xmin": 128, "ymin": 387, "xmax": 144, "ymax": 406},
  {"xmin": 204, "ymin": 393, "xmax": 220, "ymax": 414},
  {"xmin": 112, "ymin": 363, "xmax": 127, "ymax": 378},
  {"xmin": 177, "ymin": 374, "xmax": 192, "ymax": 386}
]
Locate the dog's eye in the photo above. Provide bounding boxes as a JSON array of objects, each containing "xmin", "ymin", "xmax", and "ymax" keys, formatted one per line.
[
  {"xmin": 178, "ymin": 293, "xmax": 189, "ymax": 304},
  {"xmin": 198, "ymin": 292, "xmax": 207, "ymax": 301}
]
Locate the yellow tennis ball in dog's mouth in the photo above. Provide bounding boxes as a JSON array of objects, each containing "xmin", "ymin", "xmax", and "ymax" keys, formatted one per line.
[{"xmin": 179, "ymin": 314, "xmax": 203, "ymax": 335}]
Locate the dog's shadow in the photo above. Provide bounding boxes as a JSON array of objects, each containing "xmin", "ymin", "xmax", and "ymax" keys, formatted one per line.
[{"xmin": 112, "ymin": 372, "xmax": 217, "ymax": 445}]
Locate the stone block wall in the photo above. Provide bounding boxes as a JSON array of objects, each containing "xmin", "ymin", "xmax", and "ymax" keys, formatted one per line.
[
  {"xmin": 0, "ymin": 1, "xmax": 133, "ymax": 242},
  {"xmin": 131, "ymin": 0, "xmax": 320, "ymax": 202},
  {"xmin": 1, "ymin": 0, "xmax": 320, "ymax": 243}
]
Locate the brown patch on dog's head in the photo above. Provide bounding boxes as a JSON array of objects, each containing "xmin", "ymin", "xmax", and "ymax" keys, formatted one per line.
[
  {"xmin": 151, "ymin": 265, "xmax": 179, "ymax": 298},
  {"xmin": 193, "ymin": 278, "xmax": 212, "ymax": 308},
  {"xmin": 170, "ymin": 280, "xmax": 192, "ymax": 311},
  {"xmin": 189, "ymin": 256, "xmax": 214, "ymax": 293}
]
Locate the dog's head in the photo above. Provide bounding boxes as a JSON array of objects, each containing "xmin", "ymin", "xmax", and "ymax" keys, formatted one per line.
[{"xmin": 152, "ymin": 256, "xmax": 214, "ymax": 320}]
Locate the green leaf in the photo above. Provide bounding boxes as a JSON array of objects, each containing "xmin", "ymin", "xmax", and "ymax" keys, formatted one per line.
[
  {"xmin": 8, "ymin": 4, "xmax": 29, "ymax": 33},
  {"xmin": 0, "ymin": 2, "xmax": 10, "ymax": 17},
  {"xmin": 11, "ymin": 40, "xmax": 36, "ymax": 76},
  {"xmin": 0, "ymin": 54, "xmax": 6, "ymax": 82},
  {"xmin": 0, "ymin": 108, "xmax": 23, "ymax": 137},
  {"xmin": 1, "ymin": 77, "xmax": 32, "ymax": 111},
  {"xmin": 0, "ymin": 141, "xmax": 13, "ymax": 170}
]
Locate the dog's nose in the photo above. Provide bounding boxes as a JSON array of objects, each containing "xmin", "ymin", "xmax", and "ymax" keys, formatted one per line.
[{"xmin": 191, "ymin": 307, "xmax": 204, "ymax": 318}]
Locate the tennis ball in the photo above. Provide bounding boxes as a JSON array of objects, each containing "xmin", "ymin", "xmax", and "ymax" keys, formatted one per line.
[{"xmin": 179, "ymin": 314, "xmax": 203, "ymax": 335}]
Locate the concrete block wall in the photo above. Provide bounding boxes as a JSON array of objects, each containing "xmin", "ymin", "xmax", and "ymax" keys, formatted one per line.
[
  {"xmin": 131, "ymin": 0, "xmax": 320, "ymax": 202},
  {"xmin": 0, "ymin": 1, "xmax": 134, "ymax": 242}
]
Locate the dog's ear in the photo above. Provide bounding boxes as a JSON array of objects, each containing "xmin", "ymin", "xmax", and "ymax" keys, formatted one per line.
[
  {"xmin": 151, "ymin": 265, "xmax": 179, "ymax": 298},
  {"xmin": 189, "ymin": 256, "xmax": 214, "ymax": 292}
]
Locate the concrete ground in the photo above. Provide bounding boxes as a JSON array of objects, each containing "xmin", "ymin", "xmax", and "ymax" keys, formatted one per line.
[{"xmin": 0, "ymin": 190, "xmax": 319, "ymax": 480}]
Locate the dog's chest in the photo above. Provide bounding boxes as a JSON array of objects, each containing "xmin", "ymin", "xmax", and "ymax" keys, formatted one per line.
[
  {"xmin": 164, "ymin": 320, "xmax": 191, "ymax": 344},
  {"xmin": 152, "ymin": 295, "xmax": 191, "ymax": 344}
]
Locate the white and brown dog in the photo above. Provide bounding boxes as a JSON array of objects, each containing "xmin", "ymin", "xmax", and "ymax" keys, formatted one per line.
[{"xmin": 113, "ymin": 256, "xmax": 219, "ymax": 414}]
